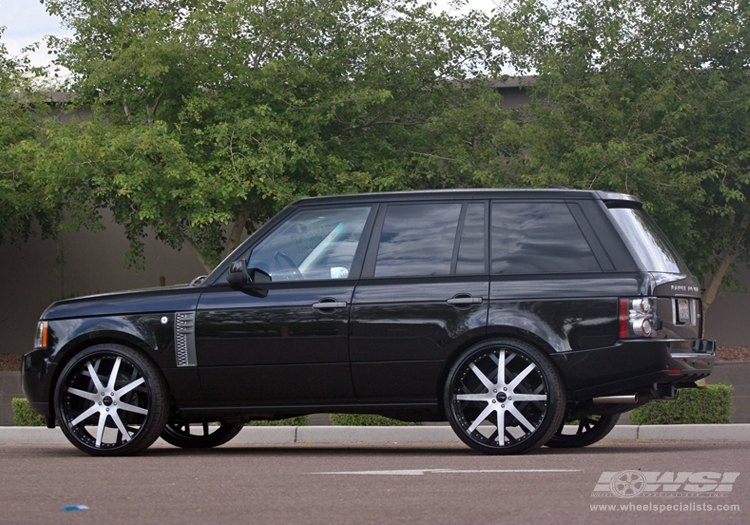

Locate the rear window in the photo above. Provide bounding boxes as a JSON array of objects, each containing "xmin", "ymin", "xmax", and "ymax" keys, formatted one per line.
[
  {"xmin": 491, "ymin": 202, "xmax": 600, "ymax": 274},
  {"xmin": 607, "ymin": 206, "xmax": 689, "ymax": 274}
]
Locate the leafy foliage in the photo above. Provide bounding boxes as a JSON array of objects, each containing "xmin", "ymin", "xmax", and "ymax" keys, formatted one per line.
[
  {"xmin": 12, "ymin": 398, "xmax": 46, "ymax": 426},
  {"xmin": 40, "ymin": 0, "xmax": 510, "ymax": 271},
  {"xmin": 493, "ymin": 0, "xmax": 750, "ymax": 309},
  {"xmin": 0, "ymin": 30, "xmax": 60, "ymax": 246},
  {"xmin": 629, "ymin": 384, "xmax": 733, "ymax": 424},
  {"xmin": 329, "ymin": 413, "xmax": 422, "ymax": 426},
  {"xmin": 246, "ymin": 415, "xmax": 309, "ymax": 426}
]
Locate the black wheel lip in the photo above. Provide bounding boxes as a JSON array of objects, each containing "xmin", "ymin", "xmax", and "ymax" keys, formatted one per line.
[
  {"xmin": 54, "ymin": 345, "xmax": 167, "ymax": 456},
  {"xmin": 450, "ymin": 347, "xmax": 548, "ymax": 451}
]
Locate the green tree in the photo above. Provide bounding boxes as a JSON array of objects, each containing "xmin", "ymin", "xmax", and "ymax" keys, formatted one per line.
[
  {"xmin": 494, "ymin": 0, "xmax": 750, "ymax": 312},
  {"xmin": 41, "ymin": 0, "xmax": 509, "ymax": 272},
  {"xmin": 0, "ymin": 29, "xmax": 59, "ymax": 245}
]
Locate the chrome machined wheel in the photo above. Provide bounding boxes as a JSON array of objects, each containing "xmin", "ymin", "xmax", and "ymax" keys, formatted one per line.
[
  {"xmin": 55, "ymin": 345, "xmax": 168, "ymax": 456},
  {"xmin": 161, "ymin": 422, "xmax": 244, "ymax": 449},
  {"xmin": 445, "ymin": 339, "xmax": 565, "ymax": 455},
  {"xmin": 545, "ymin": 413, "xmax": 620, "ymax": 448}
]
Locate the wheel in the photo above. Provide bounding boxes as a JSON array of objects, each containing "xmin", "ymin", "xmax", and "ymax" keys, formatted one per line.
[
  {"xmin": 545, "ymin": 413, "xmax": 620, "ymax": 448},
  {"xmin": 444, "ymin": 339, "xmax": 566, "ymax": 455},
  {"xmin": 54, "ymin": 344, "xmax": 169, "ymax": 456},
  {"xmin": 161, "ymin": 422, "xmax": 244, "ymax": 449}
]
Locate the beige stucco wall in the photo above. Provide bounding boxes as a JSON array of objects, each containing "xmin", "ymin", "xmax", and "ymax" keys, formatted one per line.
[
  {"xmin": 703, "ymin": 268, "xmax": 750, "ymax": 346},
  {"xmin": 0, "ymin": 214, "xmax": 206, "ymax": 355}
]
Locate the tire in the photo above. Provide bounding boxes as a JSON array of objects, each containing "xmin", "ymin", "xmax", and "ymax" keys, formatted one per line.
[
  {"xmin": 54, "ymin": 344, "xmax": 169, "ymax": 456},
  {"xmin": 161, "ymin": 422, "xmax": 244, "ymax": 449},
  {"xmin": 444, "ymin": 338, "xmax": 566, "ymax": 455},
  {"xmin": 545, "ymin": 413, "xmax": 620, "ymax": 448}
]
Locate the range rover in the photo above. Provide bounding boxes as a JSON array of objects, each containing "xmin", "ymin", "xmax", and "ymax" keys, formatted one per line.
[{"xmin": 23, "ymin": 189, "xmax": 715, "ymax": 455}]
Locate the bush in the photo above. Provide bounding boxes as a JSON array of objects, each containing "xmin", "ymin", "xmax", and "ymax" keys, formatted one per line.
[
  {"xmin": 12, "ymin": 398, "xmax": 46, "ymax": 426},
  {"xmin": 329, "ymin": 414, "xmax": 422, "ymax": 426},
  {"xmin": 629, "ymin": 384, "xmax": 733, "ymax": 425},
  {"xmin": 247, "ymin": 415, "xmax": 309, "ymax": 426}
]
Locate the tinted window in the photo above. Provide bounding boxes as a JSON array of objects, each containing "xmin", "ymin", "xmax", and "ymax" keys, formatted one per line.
[
  {"xmin": 248, "ymin": 206, "xmax": 371, "ymax": 280},
  {"xmin": 375, "ymin": 203, "xmax": 462, "ymax": 278},
  {"xmin": 456, "ymin": 202, "xmax": 487, "ymax": 275},
  {"xmin": 608, "ymin": 207, "xmax": 689, "ymax": 274},
  {"xmin": 491, "ymin": 202, "xmax": 600, "ymax": 274}
]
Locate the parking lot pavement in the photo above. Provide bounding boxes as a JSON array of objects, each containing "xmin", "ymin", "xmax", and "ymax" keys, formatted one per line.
[{"xmin": 1, "ymin": 440, "xmax": 748, "ymax": 525}]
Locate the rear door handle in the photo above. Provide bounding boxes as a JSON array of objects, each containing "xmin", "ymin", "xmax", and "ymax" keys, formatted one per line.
[
  {"xmin": 446, "ymin": 295, "xmax": 483, "ymax": 305},
  {"xmin": 312, "ymin": 300, "xmax": 348, "ymax": 309}
]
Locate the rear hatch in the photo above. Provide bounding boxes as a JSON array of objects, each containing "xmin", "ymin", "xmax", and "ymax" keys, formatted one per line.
[{"xmin": 605, "ymin": 201, "xmax": 702, "ymax": 340}]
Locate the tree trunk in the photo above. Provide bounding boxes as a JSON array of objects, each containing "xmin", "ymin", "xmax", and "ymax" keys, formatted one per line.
[
  {"xmin": 702, "ymin": 216, "xmax": 750, "ymax": 314},
  {"xmin": 702, "ymin": 249, "xmax": 736, "ymax": 314},
  {"xmin": 182, "ymin": 235, "xmax": 213, "ymax": 275},
  {"xmin": 223, "ymin": 208, "xmax": 250, "ymax": 260}
]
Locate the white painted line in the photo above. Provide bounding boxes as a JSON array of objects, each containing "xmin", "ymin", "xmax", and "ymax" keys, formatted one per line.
[{"xmin": 312, "ymin": 468, "xmax": 583, "ymax": 476}]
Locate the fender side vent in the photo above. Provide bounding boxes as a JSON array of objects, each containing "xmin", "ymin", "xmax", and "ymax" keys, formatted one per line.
[{"xmin": 174, "ymin": 312, "xmax": 197, "ymax": 367}]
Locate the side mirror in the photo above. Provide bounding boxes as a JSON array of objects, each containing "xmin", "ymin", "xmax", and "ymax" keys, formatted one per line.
[{"xmin": 227, "ymin": 260, "xmax": 271, "ymax": 297}]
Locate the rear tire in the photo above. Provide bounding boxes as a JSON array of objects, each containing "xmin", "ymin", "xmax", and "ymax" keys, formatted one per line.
[
  {"xmin": 444, "ymin": 338, "xmax": 566, "ymax": 455},
  {"xmin": 545, "ymin": 413, "xmax": 620, "ymax": 448},
  {"xmin": 161, "ymin": 422, "xmax": 244, "ymax": 449}
]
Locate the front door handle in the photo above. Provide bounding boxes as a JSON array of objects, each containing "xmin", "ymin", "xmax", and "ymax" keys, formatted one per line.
[
  {"xmin": 446, "ymin": 295, "xmax": 483, "ymax": 306},
  {"xmin": 312, "ymin": 300, "xmax": 348, "ymax": 309}
]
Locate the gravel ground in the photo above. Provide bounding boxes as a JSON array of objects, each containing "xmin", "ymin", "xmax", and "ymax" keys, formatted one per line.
[{"xmin": 0, "ymin": 354, "xmax": 21, "ymax": 372}]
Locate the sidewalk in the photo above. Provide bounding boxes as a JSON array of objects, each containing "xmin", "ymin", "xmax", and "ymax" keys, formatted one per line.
[{"xmin": 1, "ymin": 424, "xmax": 749, "ymax": 445}]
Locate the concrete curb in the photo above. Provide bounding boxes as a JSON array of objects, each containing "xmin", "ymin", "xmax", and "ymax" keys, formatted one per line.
[{"xmin": 0, "ymin": 424, "xmax": 748, "ymax": 445}]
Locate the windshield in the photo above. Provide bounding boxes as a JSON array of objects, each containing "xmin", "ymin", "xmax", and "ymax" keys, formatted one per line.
[{"xmin": 607, "ymin": 206, "xmax": 690, "ymax": 274}]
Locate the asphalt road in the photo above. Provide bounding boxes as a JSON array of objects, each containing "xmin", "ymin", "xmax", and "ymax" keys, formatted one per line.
[{"xmin": 1, "ymin": 440, "xmax": 748, "ymax": 525}]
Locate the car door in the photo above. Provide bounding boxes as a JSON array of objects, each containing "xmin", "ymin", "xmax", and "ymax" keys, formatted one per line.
[
  {"xmin": 349, "ymin": 200, "xmax": 490, "ymax": 402},
  {"xmin": 195, "ymin": 204, "xmax": 375, "ymax": 405}
]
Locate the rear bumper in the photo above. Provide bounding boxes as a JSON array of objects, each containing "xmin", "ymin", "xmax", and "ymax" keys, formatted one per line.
[
  {"xmin": 553, "ymin": 338, "xmax": 716, "ymax": 401},
  {"xmin": 668, "ymin": 338, "xmax": 715, "ymax": 385}
]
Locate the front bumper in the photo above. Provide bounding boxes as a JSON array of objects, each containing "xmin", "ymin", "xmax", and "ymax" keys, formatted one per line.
[{"xmin": 22, "ymin": 347, "xmax": 56, "ymax": 423}]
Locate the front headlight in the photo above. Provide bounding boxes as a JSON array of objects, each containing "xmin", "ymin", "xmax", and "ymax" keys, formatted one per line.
[{"xmin": 34, "ymin": 321, "xmax": 49, "ymax": 348}]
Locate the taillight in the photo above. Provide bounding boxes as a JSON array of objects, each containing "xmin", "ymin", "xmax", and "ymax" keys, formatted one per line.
[{"xmin": 619, "ymin": 298, "xmax": 656, "ymax": 338}]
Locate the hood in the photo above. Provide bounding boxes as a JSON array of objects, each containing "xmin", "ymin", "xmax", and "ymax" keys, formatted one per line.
[{"xmin": 41, "ymin": 283, "xmax": 202, "ymax": 321}]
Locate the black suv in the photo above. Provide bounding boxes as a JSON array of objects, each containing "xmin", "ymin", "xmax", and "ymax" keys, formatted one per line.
[{"xmin": 23, "ymin": 189, "xmax": 715, "ymax": 456}]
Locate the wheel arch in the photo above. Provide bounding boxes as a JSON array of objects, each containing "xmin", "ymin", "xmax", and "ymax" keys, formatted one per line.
[
  {"xmin": 435, "ymin": 326, "xmax": 564, "ymax": 417},
  {"xmin": 47, "ymin": 332, "xmax": 171, "ymax": 421}
]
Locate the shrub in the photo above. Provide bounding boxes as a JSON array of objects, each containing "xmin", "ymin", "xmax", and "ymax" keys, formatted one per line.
[
  {"xmin": 329, "ymin": 413, "xmax": 422, "ymax": 426},
  {"xmin": 629, "ymin": 384, "xmax": 733, "ymax": 425},
  {"xmin": 247, "ymin": 415, "xmax": 309, "ymax": 426},
  {"xmin": 12, "ymin": 398, "xmax": 46, "ymax": 426}
]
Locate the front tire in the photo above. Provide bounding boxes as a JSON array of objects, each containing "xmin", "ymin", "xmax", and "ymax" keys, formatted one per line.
[
  {"xmin": 54, "ymin": 344, "xmax": 169, "ymax": 456},
  {"xmin": 161, "ymin": 422, "xmax": 244, "ymax": 449},
  {"xmin": 444, "ymin": 339, "xmax": 566, "ymax": 455}
]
